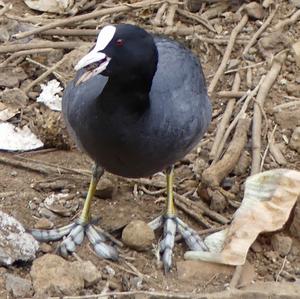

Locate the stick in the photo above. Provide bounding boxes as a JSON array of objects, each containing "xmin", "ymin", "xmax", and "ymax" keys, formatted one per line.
[
  {"xmin": 268, "ymin": 132, "xmax": 287, "ymax": 166},
  {"xmin": 0, "ymin": 48, "xmax": 54, "ymax": 68},
  {"xmin": 13, "ymin": 0, "xmax": 162, "ymax": 40},
  {"xmin": 0, "ymin": 41, "xmax": 90, "ymax": 54},
  {"xmin": 260, "ymin": 125, "xmax": 277, "ymax": 172},
  {"xmin": 40, "ymin": 28, "xmax": 100, "ymax": 36},
  {"xmin": 23, "ymin": 55, "xmax": 68, "ymax": 94},
  {"xmin": 216, "ymin": 91, "xmax": 246, "ymax": 98},
  {"xmin": 203, "ymin": 118, "xmax": 251, "ymax": 187},
  {"xmin": 274, "ymin": 9, "xmax": 300, "ymax": 31},
  {"xmin": 165, "ymin": 1, "xmax": 177, "ymax": 27},
  {"xmin": 176, "ymin": 8, "xmax": 215, "ymax": 32},
  {"xmin": 151, "ymin": 2, "xmax": 168, "ymax": 26},
  {"xmin": 208, "ymin": 14, "xmax": 248, "ymax": 94},
  {"xmin": 251, "ymin": 52, "xmax": 286, "ymax": 175},
  {"xmin": 210, "ymin": 73, "xmax": 241, "ymax": 160},
  {"xmin": 174, "ymin": 192, "xmax": 230, "ymax": 224},
  {"xmin": 213, "ymin": 76, "xmax": 264, "ymax": 164},
  {"xmin": 243, "ymin": 5, "xmax": 279, "ymax": 56}
]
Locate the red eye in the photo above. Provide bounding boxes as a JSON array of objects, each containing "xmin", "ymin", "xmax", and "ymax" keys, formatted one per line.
[{"xmin": 116, "ymin": 39, "xmax": 124, "ymax": 47}]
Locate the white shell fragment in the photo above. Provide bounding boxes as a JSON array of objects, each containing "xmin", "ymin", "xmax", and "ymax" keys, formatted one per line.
[
  {"xmin": 0, "ymin": 211, "xmax": 39, "ymax": 265},
  {"xmin": 24, "ymin": 0, "xmax": 74, "ymax": 13},
  {"xmin": 0, "ymin": 122, "xmax": 43, "ymax": 151},
  {"xmin": 185, "ymin": 169, "xmax": 300, "ymax": 265},
  {"xmin": 37, "ymin": 79, "xmax": 63, "ymax": 111}
]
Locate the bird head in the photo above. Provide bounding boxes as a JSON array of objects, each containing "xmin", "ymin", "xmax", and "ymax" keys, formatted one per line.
[{"xmin": 75, "ymin": 24, "xmax": 158, "ymax": 85}]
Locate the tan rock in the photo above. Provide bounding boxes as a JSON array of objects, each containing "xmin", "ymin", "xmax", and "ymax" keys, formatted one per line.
[
  {"xmin": 290, "ymin": 201, "xmax": 300, "ymax": 239},
  {"xmin": 122, "ymin": 220, "xmax": 155, "ymax": 251},
  {"xmin": 177, "ymin": 260, "xmax": 234, "ymax": 282},
  {"xmin": 30, "ymin": 254, "xmax": 84, "ymax": 296},
  {"xmin": 72, "ymin": 260, "xmax": 101, "ymax": 287},
  {"xmin": 34, "ymin": 217, "xmax": 54, "ymax": 229},
  {"xmin": 271, "ymin": 234, "xmax": 292, "ymax": 257}
]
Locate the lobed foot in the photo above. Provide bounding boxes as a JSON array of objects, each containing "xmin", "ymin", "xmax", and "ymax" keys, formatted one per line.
[
  {"xmin": 30, "ymin": 219, "xmax": 118, "ymax": 260},
  {"xmin": 149, "ymin": 215, "xmax": 208, "ymax": 272}
]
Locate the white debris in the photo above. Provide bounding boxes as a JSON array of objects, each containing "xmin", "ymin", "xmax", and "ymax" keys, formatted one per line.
[
  {"xmin": 37, "ymin": 79, "xmax": 63, "ymax": 111},
  {"xmin": 0, "ymin": 122, "xmax": 43, "ymax": 151},
  {"xmin": 44, "ymin": 193, "xmax": 69, "ymax": 206},
  {"xmin": 24, "ymin": 0, "xmax": 74, "ymax": 13},
  {"xmin": 185, "ymin": 169, "xmax": 300, "ymax": 265},
  {"xmin": 0, "ymin": 211, "xmax": 39, "ymax": 265}
]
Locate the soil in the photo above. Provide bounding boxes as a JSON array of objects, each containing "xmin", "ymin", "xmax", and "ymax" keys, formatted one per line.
[{"xmin": 0, "ymin": 0, "xmax": 300, "ymax": 298}]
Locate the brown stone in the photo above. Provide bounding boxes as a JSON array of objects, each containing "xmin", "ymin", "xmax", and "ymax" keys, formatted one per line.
[{"xmin": 122, "ymin": 220, "xmax": 155, "ymax": 251}]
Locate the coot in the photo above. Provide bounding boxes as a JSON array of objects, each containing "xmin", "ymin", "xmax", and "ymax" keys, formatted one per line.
[{"xmin": 32, "ymin": 24, "xmax": 212, "ymax": 271}]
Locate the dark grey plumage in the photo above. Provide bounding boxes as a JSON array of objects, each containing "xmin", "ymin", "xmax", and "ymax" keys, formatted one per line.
[{"xmin": 63, "ymin": 26, "xmax": 211, "ymax": 178}]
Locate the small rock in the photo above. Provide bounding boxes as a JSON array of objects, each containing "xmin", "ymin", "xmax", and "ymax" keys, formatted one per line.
[
  {"xmin": 122, "ymin": 220, "xmax": 155, "ymax": 251},
  {"xmin": 72, "ymin": 260, "xmax": 101, "ymax": 287},
  {"xmin": 227, "ymin": 59, "xmax": 240, "ymax": 70},
  {"xmin": 236, "ymin": 261, "xmax": 256, "ymax": 288},
  {"xmin": 34, "ymin": 217, "xmax": 54, "ymax": 229},
  {"xmin": 39, "ymin": 243, "xmax": 53, "ymax": 253},
  {"xmin": 0, "ymin": 88, "xmax": 29, "ymax": 108},
  {"xmin": 290, "ymin": 201, "xmax": 300, "ymax": 239},
  {"xmin": 0, "ymin": 67, "xmax": 27, "ymax": 88},
  {"xmin": 0, "ymin": 211, "xmax": 39, "ymax": 266},
  {"xmin": 30, "ymin": 254, "xmax": 84, "ymax": 296},
  {"xmin": 292, "ymin": 41, "xmax": 300, "ymax": 67},
  {"xmin": 5, "ymin": 274, "xmax": 33, "ymax": 298},
  {"xmin": 244, "ymin": 2, "xmax": 265, "ymax": 19},
  {"xmin": 95, "ymin": 178, "xmax": 115, "ymax": 198},
  {"xmin": 275, "ymin": 109, "xmax": 300, "ymax": 129},
  {"xmin": 208, "ymin": 189, "xmax": 227, "ymax": 213},
  {"xmin": 177, "ymin": 260, "xmax": 234, "ymax": 282},
  {"xmin": 286, "ymin": 83, "xmax": 300, "ymax": 97},
  {"xmin": 38, "ymin": 207, "xmax": 59, "ymax": 220},
  {"xmin": 289, "ymin": 127, "xmax": 300, "ymax": 153},
  {"xmin": 251, "ymin": 240, "xmax": 263, "ymax": 253},
  {"xmin": 271, "ymin": 234, "xmax": 293, "ymax": 256}
]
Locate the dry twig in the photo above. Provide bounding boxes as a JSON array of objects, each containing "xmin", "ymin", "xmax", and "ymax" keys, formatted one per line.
[
  {"xmin": 243, "ymin": 5, "xmax": 279, "ymax": 56},
  {"xmin": 251, "ymin": 52, "xmax": 286, "ymax": 175},
  {"xmin": 0, "ymin": 41, "xmax": 90, "ymax": 54},
  {"xmin": 203, "ymin": 118, "xmax": 251, "ymax": 187},
  {"xmin": 210, "ymin": 73, "xmax": 241, "ymax": 160},
  {"xmin": 13, "ymin": 0, "xmax": 162, "ymax": 40},
  {"xmin": 208, "ymin": 14, "xmax": 249, "ymax": 94}
]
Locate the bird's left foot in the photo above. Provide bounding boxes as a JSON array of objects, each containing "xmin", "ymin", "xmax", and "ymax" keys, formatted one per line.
[{"xmin": 149, "ymin": 215, "xmax": 208, "ymax": 272}]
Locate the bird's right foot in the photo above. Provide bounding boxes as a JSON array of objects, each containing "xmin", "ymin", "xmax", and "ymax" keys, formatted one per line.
[{"xmin": 30, "ymin": 218, "xmax": 119, "ymax": 260}]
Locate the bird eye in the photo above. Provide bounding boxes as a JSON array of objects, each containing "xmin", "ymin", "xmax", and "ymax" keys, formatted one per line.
[{"xmin": 116, "ymin": 39, "xmax": 124, "ymax": 47}]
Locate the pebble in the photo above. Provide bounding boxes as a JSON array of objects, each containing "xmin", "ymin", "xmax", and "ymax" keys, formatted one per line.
[
  {"xmin": 5, "ymin": 274, "xmax": 33, "ymax": 298},
  {"xmin": 39, "ymin": 243, "xmax": 53, "ymax": 253},
  {"xmin": 271, "ymin": 234, "xmax": 293, "ymax": 257},
  {"xmin": 244, "ymin": 2, "xmax": 265, "ymax": 19},
  {"xmin": 72, "ymin": 260, "xmax": 101, "ymax": 287},
  {"xmin": 34, "ymin": 217, "xmax": 54, "ymax": 229},
  {"xmin": 177, "ymin": 260, "xmax": 234, "ymax": 282},
  {"xmin": 95, "ymin": 178, "xmax": 115, "ymax": 199},
  {"xmin": 0, "ymin": 211, "xmax": 38, "ymax": 266},
  {"xmin": 286, "ymin": 83, "xmax": 300, "ymax": 97},
  {"xmin": 289, "ymin": 127, "xmax": 300, "ymax": 153},
  {"xmin": 122, "ymin": 220, "xmax": 155, "ymax": 251}
]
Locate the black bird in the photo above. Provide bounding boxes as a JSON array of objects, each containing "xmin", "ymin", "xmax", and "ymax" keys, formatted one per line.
[{"xmin": 32, "ymin": 24, "xmax": 212, "ymax": 271}]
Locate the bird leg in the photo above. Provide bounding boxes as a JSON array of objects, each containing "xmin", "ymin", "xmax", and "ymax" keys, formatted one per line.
[
  {"xmin": 149, "ymin": 166, "xmax": 208, "ymax": 272},
  {"xmin": 30, "ymin": 164, "xmax": 118, "ymax": 260}
]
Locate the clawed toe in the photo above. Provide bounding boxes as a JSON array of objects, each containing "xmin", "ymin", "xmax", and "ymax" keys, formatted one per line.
[
  {"xmin": 30, "ymin": 220, "xmax": 118, "ymax": 260},
  {"xmin": 151, "ymin": 215, "xmax": 207, "ymax": 272}
]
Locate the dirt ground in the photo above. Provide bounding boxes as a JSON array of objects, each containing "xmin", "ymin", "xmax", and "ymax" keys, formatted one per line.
[{"xmin": 0, "ymin": 0, "xmax": 300, "ymax": 298}]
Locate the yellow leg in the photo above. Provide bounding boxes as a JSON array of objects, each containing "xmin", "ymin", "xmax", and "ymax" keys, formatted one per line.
[
  {"xmin": 166, "ymin": 166, "xmax": 175, "ymax": 216},
  {"xmin": 79, "ymin": 165, "xmax": 104, "ymax": 224}
]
